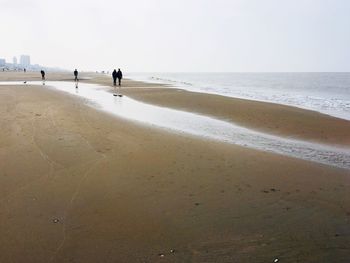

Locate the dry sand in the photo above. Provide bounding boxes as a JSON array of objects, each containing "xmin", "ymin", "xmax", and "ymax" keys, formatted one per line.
[{"xmin": 0, "ymin": 72, "xmax": 350, "ymax": 262}]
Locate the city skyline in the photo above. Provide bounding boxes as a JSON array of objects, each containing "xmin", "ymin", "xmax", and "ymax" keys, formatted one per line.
[
  {"xmin": 0, "ymin": 54, "xmax": 63, "ymax": 71},
  {"xmin": 0, "ymin": 54, "xmax": 31, "ymax": 66}
]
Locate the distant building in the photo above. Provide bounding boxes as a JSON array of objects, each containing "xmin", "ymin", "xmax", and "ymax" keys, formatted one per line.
[
  {"xmin": 20, "ymin": 55, "xmax": 30, "ymax": 66},
  {"xmin": 13, "ymin": 56, "xmax": 17, "ymax": 65},
  {"xmin": 0, "ymin": 58, "xmax": 6, "ymax": 66}
]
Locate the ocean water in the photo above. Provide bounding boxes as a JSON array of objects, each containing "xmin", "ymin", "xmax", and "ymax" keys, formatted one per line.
[{"xmin": 126, "ymin": 72, "xmax": 350, "ymax": 121}]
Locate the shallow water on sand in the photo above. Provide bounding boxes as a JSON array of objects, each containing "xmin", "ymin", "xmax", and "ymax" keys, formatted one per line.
[{"xmin": 1, "ymin": 80, "xmax": 350, "ymax": 169}]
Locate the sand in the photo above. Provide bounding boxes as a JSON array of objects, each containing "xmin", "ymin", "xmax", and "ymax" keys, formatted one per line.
[{"xmin": 0, "ymin": 72, "xmax": 349, "ymax": 263}]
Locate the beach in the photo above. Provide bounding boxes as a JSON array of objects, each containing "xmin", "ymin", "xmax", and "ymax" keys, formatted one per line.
[{"xmin": 0, "ymin": 72, "xmax": 350, "ymax": 262}]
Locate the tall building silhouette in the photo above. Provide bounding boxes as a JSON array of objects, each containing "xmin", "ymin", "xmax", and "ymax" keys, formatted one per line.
[
  {"xmin": 20, "ymin": 55, "xmax": 30, "ymax": 66},
  {"xmin": 13, "ymin": 56, "xmax": 17, "ymax": 65}
]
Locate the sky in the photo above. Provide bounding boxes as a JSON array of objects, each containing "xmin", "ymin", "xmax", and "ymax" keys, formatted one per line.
[{"xmin": 1, "ymin": 0, "xmax": 350, "ymax": 72}]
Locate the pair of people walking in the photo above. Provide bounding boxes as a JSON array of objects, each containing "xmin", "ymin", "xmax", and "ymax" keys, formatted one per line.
[
  {"xmin": 112, "ymin": 69, "xmax": 123, "ymax": 86},
  {"xmin": 72, "ymin": 68, "xmax": 123, "ymax": 86}
]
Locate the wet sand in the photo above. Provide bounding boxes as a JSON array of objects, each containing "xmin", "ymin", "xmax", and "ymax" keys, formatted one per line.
[
  {"xmin": 87, "ymin": 75, "xmax": 350, "ymax": 147},
  {"xmin": 0, "ymin": 72, "xmax": 350, "ymax": 262}
]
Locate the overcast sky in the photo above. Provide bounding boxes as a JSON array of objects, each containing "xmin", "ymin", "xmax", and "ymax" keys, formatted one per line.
[{"xmin": 1, "ymin": 0, "xmax": 349, "ymax": 72}]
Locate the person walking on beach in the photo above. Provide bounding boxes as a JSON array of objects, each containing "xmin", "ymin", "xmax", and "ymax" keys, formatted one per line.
[
  {"xmin": 40, "ymin": 70, "xmax": 45, "ymax": 80},
  {"xmin": 117, "ymin": 68, "xmax": 122, "ymax": 86},
  {"xmin": 112, "ymin": 69, "xmax": 118, "ymax": 86},
  {"xmin": 74, "ymin": 69, "xmax": 78, "ymax": 82}
]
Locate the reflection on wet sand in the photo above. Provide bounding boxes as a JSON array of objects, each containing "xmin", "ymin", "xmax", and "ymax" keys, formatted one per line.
[{"xmin": 1, "ymin": 80, "xmax": 350, "ymax": 169}]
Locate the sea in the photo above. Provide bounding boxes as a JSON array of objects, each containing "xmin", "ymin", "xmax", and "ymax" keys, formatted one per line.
[{"xmin": 126, "ymin": 72, "xmax": 350, "ymax": 121}]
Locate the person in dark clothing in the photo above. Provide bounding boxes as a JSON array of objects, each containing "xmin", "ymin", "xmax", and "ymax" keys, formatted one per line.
[
  {"xmin": 112, "ymin": 69, "xmax": 117, "ymax": 86},
  {"xmin": 40, "ymin": 70, "xmax": 45, "ymax": 80},
  {"xmin": 117, "ymin": 68, "xmax": 122, "ymax": 86},
  {"xmin": 74, "ymin": 69, "xmax": 78, "ymax": 81}
]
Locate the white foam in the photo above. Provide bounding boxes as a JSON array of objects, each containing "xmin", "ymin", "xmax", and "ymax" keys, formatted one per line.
[{"xmin": 127, "ymin": 73, "xmax": 350, "ymax": 121}]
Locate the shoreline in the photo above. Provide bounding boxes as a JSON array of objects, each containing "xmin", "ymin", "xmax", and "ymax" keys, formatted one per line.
[
  {"xmin": 1, "ymin": 72, "xmax": 350, "ymax": 262},
  {"xmin": 3, "ymin": 73, "xmax": 350, "ymax": 148},
  {"xmin": 82, "ymin": 73, "xmax": 350, "ymax": 147},
  {"xmin": 125, "ymin": 72, "xmax": 350, "ymax": 122},
  {"xmin": 4, "ymin": 80, "xmax": 349, "ymax": 170},
  {"xmin": 1, "ymin": 72, "xmax": 350, "ymax": 152}
]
